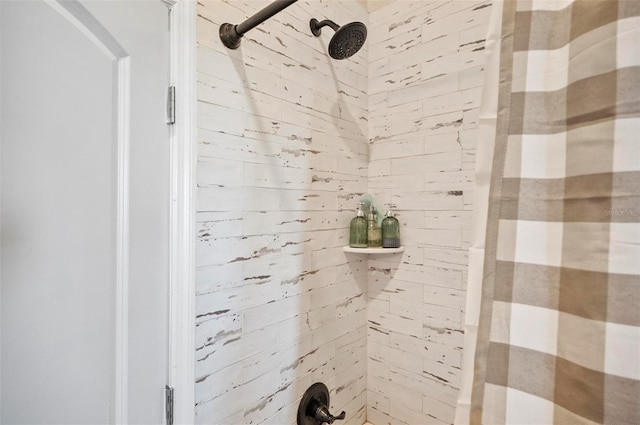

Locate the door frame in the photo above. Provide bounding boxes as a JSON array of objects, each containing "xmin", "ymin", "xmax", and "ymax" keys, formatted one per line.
[{"xmin": 168, "ymin": 0, "xmax": 196, "ymax": 422}]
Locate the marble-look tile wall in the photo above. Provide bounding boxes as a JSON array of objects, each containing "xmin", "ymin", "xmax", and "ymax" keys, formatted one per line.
[
  {"xmin": 366, "ymin": 2, "xmax": 491, "ymax": 424},
  {"xmin": 195, "ymin": 1, "xmax": 369, "ymax": 423}
]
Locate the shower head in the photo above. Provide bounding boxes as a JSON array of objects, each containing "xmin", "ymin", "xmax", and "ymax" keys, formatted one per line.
[{"xmin": 310, "ymin": 18, "xmax": 367, "ymax": 60}]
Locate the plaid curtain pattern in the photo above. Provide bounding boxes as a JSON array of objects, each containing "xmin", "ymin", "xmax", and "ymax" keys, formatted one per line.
[{"xmin": 470, "ymin": 1, "xmax": 640, "ymax": 423}]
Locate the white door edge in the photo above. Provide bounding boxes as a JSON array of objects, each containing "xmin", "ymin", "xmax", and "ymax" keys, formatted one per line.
[
  {"xmin": 47, "ymin": 2, "xmax": 135, "ymax": 421},
  {"xmin": 168, "ymin": 1, "xmax": 196, "ymax": 423}
]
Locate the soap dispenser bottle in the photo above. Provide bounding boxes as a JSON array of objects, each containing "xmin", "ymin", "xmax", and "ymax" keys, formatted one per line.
[
  {"xmin": 382, "ymin": 208, "xmax": 400, "ymax": 248},
  {"xmin": 349, "ymin": 202, "xmax": 368, "ymax": 248},
  {"xmin": 367, "ymin": 205, "xmax": 382, "ymax": 248}
]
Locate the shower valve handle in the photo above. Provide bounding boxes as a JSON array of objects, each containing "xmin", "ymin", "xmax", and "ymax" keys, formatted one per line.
[
  {"xmin": 310, "ymin": 398, "xmax": 345, "ymax": 424},
  {"xmin": 333, "ymin": 411, "xmax": 346, "ymax": 422},
  {"xmin": 297, "ymin": 382, "xmax": 346, "ymax": 425}
]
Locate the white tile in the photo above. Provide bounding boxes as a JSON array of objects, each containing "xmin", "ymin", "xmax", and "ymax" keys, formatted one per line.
[
  {"xmin": 418, "ymin": 111, "xmax": 465, "ymax": 137},
  {"xmin": 423, "ymin": 91, "xmax": 464, "ymax": 117},
  {"xmin": 195, "ymin": 313, "xmax": 241, "ymax": 351},
  {"xmin": 197, "ymin": 101, "xmax": 244, "ymax": 137},
  {"xmin": 368, "ymin": 310, "xmax": 423, "ymax": 338},
  {"xmin": 195, "ymin": 363, "xmax": 244, "ymax": 404},
  {"xmin": 393, "ymin": 191, "xmax": 464, "ymax": 212},
  {"xmin": 196, "ymin": 233, "xmax": 280, "ymax": 268},
  {"xmin": 423, "ymin": 395, "xmax": 456, "ymax": 424},
  {"xmin": 389, "ymin": 73, "xmax": 459, "ymax": 107},
  {"xmin": 196, "ymin": 262, "xmax": 244, "ymax": 294},
  {"xmin": 311, "ymin": 311, "xmax": 363, "ymax": 348},
  {"xmin": 423, "ymin": 303, "xmax": 462, "ymax": 329},
  {"xmin": 389, "ymin": 365, "xmax": 459, "ymax": 406},
  {"xmin": 197, "ymin": 72, "xmax": 245, "ymax": 110},
  {"xmin": 368, "ymin": 390, "xmax": 390, "ymax": 412},
  {"xmin": 278, "ymin": 313, "xmax": 312, "ymax": 344},
  {"xmin": 197, "ymin": 46, "xmax": 246, "ymax": 87},
  {"xmin": 389, "ymin": 398, "xmax": 432, "ymax": 425},
  {"xmin": 197, "ymin": 212, "xmax": 243, "ymax": 239},
  {"xmin": 459, "ymin": 65, "xmax": 484, "ymax": 90},
  {"xmin": 195, "ymin": 325, "xmax": 279, "ymax": 379},
  {"xmin": 424, "ymin": 324, "xmax": 464, "ymax": 348},
  {"xmin": 197, "ymin": 128, "xmax": 282, "ymax": 165},
  {"xmin": 423, "ymin": 357, "xmax": 463, "ymax": 388},
  {"xmin": 242, "ymin": 293, "xmax": 310, "ymax": 333},
  {"xmin": 195, "ymin": 278, "xmax": 280, "ymax": 320},
  {"xmin": 194, "ymin": 0, "xmax": 491, "ymax": 423},
  {"xmin": 197, "ymin": 157, "xmax": 243, "ymax": 187},
  {"xmin": 197, "ymin": 185, "xmax": 244, "ymax": 213},
  {"xmin": 243, "ymin": 334, "xmax": 311, "ymax": 382},
  {"xmin": 368, "ymin": 375, "xmax": 422, "ymax": 407},
  {"xmin": 423, "ymin": 248, "xmax": 469, "ymax": 271}
]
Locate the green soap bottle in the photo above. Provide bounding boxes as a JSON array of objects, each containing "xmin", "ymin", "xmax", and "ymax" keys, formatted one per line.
[
  {"xmin": 382, "ymin": 209, "xmax": 400, "ymax": 248},
  {"xmin": 349, "ymin": 202, "xmax": 368, "ymax": 248}
]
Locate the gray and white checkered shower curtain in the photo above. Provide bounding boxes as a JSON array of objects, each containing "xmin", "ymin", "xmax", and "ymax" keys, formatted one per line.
[{"xmin": 469, "ymin": 1, "xmax": 640, "ymax": 423}]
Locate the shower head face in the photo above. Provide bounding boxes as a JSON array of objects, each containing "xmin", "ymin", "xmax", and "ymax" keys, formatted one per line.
[{"xmin": 328, "ymin": 21, "xmax": 367, "ymax": 60}]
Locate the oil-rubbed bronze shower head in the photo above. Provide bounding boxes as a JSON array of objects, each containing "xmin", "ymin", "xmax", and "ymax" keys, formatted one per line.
[{"xmin": 310, "ymin": 18, "xmax": 367, "ymax": 60}]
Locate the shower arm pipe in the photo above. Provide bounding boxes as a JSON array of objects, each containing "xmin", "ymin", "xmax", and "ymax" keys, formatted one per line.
[
  {"xmin": 219, "ymin": 0, "xmax": 298, "ymax": 49},
  {"xmin": 310, "ymin": 19, "xmax": 339, "ymax": 34}
]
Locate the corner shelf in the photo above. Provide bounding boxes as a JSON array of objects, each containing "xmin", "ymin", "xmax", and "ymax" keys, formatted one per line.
[{"xmin": 342, "ymin": 246, "xmax": 404, "ymax": 254}]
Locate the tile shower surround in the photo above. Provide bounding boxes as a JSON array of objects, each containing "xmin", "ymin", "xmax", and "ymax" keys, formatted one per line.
[
  {"xmin": 195, "ymin": 1, "xmax": 490, "ymax": 424},
  {"xmin": 367, "ymin": 2, "xmax": 490, "ymax": 424}
]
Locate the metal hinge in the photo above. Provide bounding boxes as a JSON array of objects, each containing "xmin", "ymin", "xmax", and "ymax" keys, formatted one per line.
[
  {"xmin": 165, "ymin": 385, "xmax": 174, "ymax": 425},
  {"xmin": 167, "ymin": 86, "xmax": 176, "ymax": 125}
]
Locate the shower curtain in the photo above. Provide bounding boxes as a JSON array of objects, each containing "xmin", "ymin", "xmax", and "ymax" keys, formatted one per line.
[{"xmin": 457, "ymin": 0, "xmax": 640, "ymax": 423}]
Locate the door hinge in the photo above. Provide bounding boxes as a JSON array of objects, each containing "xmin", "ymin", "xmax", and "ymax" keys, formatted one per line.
[
  {"xmin": 167, "ymin": 86, "xmax": 176, "ymax": 125},
  {"xmin": 165, "ymin": 385, "xmax": 174, "ymax": 425}
]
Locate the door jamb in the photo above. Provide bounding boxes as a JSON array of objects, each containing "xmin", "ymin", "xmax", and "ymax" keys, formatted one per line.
[{"xmin": 168, "ymin": 0, "xmax": 196, "ymax": 423}]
